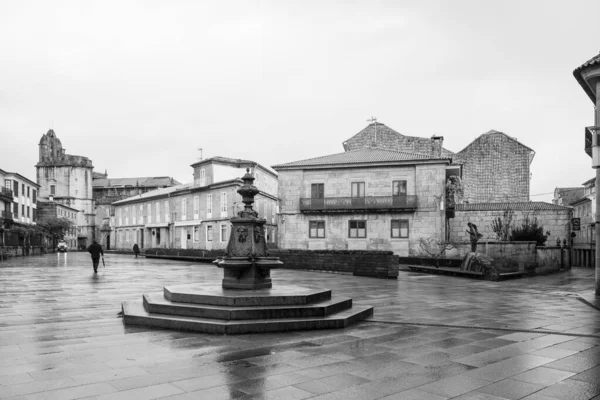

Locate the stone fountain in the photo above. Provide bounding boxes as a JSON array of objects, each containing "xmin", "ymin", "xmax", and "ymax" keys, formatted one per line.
[{"xmin": 122, "ymin": 169, "xmax": 373, "ymax": 334}]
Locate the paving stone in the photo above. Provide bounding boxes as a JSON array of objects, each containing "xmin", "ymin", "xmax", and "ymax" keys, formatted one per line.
[{"xmin": 0, "ymin": 253, "xmax": 599, "ymax": 400}]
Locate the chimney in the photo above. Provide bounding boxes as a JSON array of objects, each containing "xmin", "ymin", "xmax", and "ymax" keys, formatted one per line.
[{"xmin": 431, "ymin": 135, "xmax": 444, "ymax": 157}]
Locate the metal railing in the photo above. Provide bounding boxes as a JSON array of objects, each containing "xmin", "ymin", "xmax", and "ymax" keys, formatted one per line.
[
  {"xmin": 1, "ymin": 211, "xmax": 13, "ymax": 220},
  {"xmin": 299, "ymin": 195, "xmax": 418, "ymax": 212},
  {"xmin": 0, "ymin": 187, "xmax": 13, "ymax": 198}
]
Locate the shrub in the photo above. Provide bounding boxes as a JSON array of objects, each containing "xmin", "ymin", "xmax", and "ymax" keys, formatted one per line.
[
  {"xmin": 491, "ymin": 209, "xmax": 513, "ymax": 241},
  {"xmin": 509, "ymin": 215, "xmax": 549, "ymax": 246}
]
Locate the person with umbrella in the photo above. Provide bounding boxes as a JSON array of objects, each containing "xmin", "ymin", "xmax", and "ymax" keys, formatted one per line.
[{"xmin": 87, "ymin": 239, "xmax": 104, "ymax": 273}]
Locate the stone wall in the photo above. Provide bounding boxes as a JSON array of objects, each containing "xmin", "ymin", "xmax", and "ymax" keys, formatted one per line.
[
  {"xmin": 448, "ymin": 207, "xmax": 571, "ymax": 248},
  {"xmin": 271, "ymin": 249, "xmax": 399, "ymax": 279},
  {"xmin": 450, "ymin": 241, "xmax": 537, "ymax": 272},
  {"xmin": 536, "ymin": 247, "xmax": 569, "ymax": 274},
  {"xmin": 453, "ymin": 131, "xmax": 533, "ymax": 203},
  {"xmin": 277, "ymin": 163, "xmax": 446, "ymax": 256}
]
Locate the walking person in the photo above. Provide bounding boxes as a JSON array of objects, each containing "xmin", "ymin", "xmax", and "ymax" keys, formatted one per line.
[
  {"xmin": 133, "ymin": 243, "xmax": 140, "ymax": 258},
  {"xmin": 87, "ymin": 240, "xmax": 104, "ymax": 273}
]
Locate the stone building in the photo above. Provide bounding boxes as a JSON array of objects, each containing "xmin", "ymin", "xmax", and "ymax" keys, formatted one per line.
[
  {"xmin": 0, "ymin": 169, "xmax": 39, "ymax": 228},
  {"xmin": 553, "ymin": 187, "xmax": 585, "ymax": 207},
  {"xmin": 343, "ymin": 122, "xmax": 534, "ymax": 203},
  {"xmin": 36, "ymin": 200, "xmax": 79, "ymax": 250},
  {"xmin": 93, "ymin": 176, "xmax": 179, "ymax": 249},
  {"xmin": 36, "ymin": 129, "xmax": 95, "ymax": 249},
  {"xmin": 570, "ymin": 178, "xmax": 595, "ymax": 267},
  {"xmin": 112, "ymin": 157, "xmax": 278, "ymax": 251},
  {"xmin": 272, "ymin": 149, "xmax": 451, "ymax": 255}
]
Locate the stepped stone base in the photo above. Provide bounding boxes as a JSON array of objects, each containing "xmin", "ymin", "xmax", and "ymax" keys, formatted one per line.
[{"xmin": 122, "ymin": 283, "xmax": 373, "ymax": 334}]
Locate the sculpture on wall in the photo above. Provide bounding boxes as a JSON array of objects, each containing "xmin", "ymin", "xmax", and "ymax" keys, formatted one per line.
[{"xmin": 466, "ymin": 222, "xmax": 483, "ymax": 252}]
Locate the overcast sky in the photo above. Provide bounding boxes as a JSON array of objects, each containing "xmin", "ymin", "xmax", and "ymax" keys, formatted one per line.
[{"xmin": 1, "ymin": 0, "xmax": 598, "ymax": 202}]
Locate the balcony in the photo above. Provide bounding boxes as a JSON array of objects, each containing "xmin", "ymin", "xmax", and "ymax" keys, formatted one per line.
[
  {"xmin": 0, "ymin": 187, "xmax": 13, "ymax": 202},
  {"xmin": 1, "ymin": 211, "xmax": 13, "ymax": 222},
  {"xmin": 299, "ymin": 195, "xmax": 418, "ymax": 213}
]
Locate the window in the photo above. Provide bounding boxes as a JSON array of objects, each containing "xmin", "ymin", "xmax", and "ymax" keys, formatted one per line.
[
  {"xmin": 391, "ymin": 220, "xmax": 409, "ymax": 238},
  {"xmin": 181, "ymin": 198, "xmax": 187, "ymax": 220},
  {"xmin": 4, "ymin": 180, "xmax": 10, "ymax": 191},
  {"xmin": 139, "ymin": 205, "xmax": 144, "ymax": 224},
  {"xmin": 349, "ymin": 220, "xmax": 367, "ymax": 238},
  {"xmin": 309, "ymin": 221, "xmax": 325, "ymax": 238},
  {"xmin": 207, "ymin": 194, "xmax": 212, "ymax": 218},
  {"xmin": 118, "ymin": 208, "xmax": 122, "ymax": 226},
  {"xmin": 125, "ymin": 207, "xmax": 129, "ymax": 225},
  {"xmin": 193, "ymin": 196, "xmax": 199, "ymax": 219},
  {"xmin": 132, "ymin": 205, "xmax": 136, "ymax": 223},
  {"xmin": 207, "ymin": 225, "xmax": 213, "ymax": 242},
  {"xmin": 32, "ymin": 189, "xmax": 36, "ymax": 203},
  {"xmin": 199, "ymin": 169, "xmax": 206, "ymax": 186},
  {"xmin": 220, "ymin": 192, "xmax": 227, "ymax": 213},
  {"xmin": 21, "ymin": 184, "xmax": 24, "ymax": 195},
  {"xmin": 311, "ymin": 183, "xmax": 324, "ymax": 207},
  {"xmin": 32, "ymin": 208, "xmax": 36, "ymax": 221},
  {"xmin": 22, "ymin": 205, "xmax": 25, "ymax": 216},
  {"xmin": 193, "ymin": 226, "xmax": 200, "ymax": 242},
  {"xmin": 220, "ymin": 224, "xmax": 227, "ymax": 242},
  {"xmin": 164, "ymin": 200, "xmax": 169, "ymax": 222},
  {"xmin": 27, "ymin": 187, "xmax": 30, "ymax": 197},
  {"xmin": 155, "ymin": 201, "xmax": 160, "ymax": 223},
  {"xmin": 14, "ymin": 181, "xmax": 19, "ymax": 196},
  {"xmin": 392, "ymin": 180, "xmax": 407, "ymax": 196},
  {"xmin": 147, "ymin": 203, "xmax": 152, "ymax": 223},
  {"xmin": 13, "ymin": 203, "xmax": 18, "ymax": 218},
  {"xmin": 351, "ymin": 182, "xmax": 365, "ymax": 197},
  {"xmin": 351, "ymin": 182, "xmax": 365, "ymax": 207},
  {"xmin": 27, "ymin": 206, "xmax": 30, "ymax": 218}
]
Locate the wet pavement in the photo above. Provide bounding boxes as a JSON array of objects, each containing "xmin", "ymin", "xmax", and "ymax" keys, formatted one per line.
[{"xmin": 1, "ymin": 252, "xmax": 599, "ymax": 399}]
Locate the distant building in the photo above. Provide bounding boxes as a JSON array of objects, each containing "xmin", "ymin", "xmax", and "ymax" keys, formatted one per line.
[
  {"xmin": 0, "ymin": 169, "xmax": 39, "ymax": 228},
  {"xmin": 36, "ymin": 200, "xmax": 79, "ymax": 250},
  {"xmin": 112, "ymin": 157, "xmax": 278, "ymax": 251},
  {"xmin": 93, "ymin": 176, "xmax": 180, "ymax": 249},
  {"xmin": 343, "ymin": 122, "xmax": 534, "ymax": 203},
  {"xmin": 570, "ymin": 178, "xmax": 596, "ymax": 267},
  {"xmin": 272, "ymin": 149, "xmax": 451, "ymax": 255},
  {"xmin": 36, "ymin": 129, "xmax": 95, "ymax": 249},
  {"xmin": 553, "ymin": 187, "xmax": 585, "ymax": 207}
]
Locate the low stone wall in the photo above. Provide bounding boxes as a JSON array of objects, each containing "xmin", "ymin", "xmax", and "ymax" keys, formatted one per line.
[
  {"xmin": 0, "ymin": 246, "xmax": 53, "ymax": 259},
  {"xmin": 270, "ymin": 249, "xmax": 399, "ymax": 279},
  {"xmin": 448, "ymin": 241, "xmax": 537, "ymax": 273},
  {"xmin": 536, "ymin": 247, "xmax": 569, "ymax": 274},
  {"xmin": 449, "ymin": 207, "xmax": 571, "ymax": 247}
]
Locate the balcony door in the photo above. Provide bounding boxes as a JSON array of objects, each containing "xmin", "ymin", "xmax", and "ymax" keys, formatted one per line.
[
  {"xmin": 311, "ymin": 183, "xmax": 324, "ymax": 208},
  {"xmin": 392, "ymin": 180, "xmax": 407, "ymax": 207},
  {"xmin": 351, "ymin": 182, "xmax": 365, "ymax": 207}
]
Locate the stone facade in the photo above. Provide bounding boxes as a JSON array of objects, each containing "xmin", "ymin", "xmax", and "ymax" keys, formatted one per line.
[
  {"xmin": 273, "ymin": 153, "xmax": 449, "ymax": 256},
  {"xmin": 36, "ymin": 129, "xmax": 95, "ymax": 249},
  {"xmin": 448, "ymin": 203, "xmax": 572, "ymax": 247},
  {"xmin": 112, "ymin": 157, "xmax": 278, "ymax": 252},
  {"xmin": 343, "ymin": 123, "xmax": 535, "ymax": 204},
  {"xmin": 0, "ymin": 169, "xmax": 39, "ymax": 227},
  {"xmin": 452, "ymin": 131, "xmax": 534, "ymax": 203}
]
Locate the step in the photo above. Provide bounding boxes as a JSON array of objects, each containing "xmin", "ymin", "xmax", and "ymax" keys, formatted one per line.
[
  {"xmin": 408, "ymin": 265, "xmax": 483, "ymax": 276},
  {"xmin": 143, "ymin": 293, "xmax": 352, "ymax": 320},
  {"xmin": 122, "ymin": 301, "xmax": 374, "ymax": 334},
  {"xmin": 164, "ymin": 284, "xmax": 332, "ymax": 307}
]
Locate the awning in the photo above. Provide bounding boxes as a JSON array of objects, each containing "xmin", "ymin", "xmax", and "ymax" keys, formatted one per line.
[
  {"xmin": 173, "ymin": 220, "xmax": 202, "ymax": 227},
  {"xmin": 145, "ymin": 222, "xmax": 169, "ymax": 228}
]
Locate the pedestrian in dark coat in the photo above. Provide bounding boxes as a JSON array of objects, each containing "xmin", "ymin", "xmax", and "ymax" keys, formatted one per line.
[
  {"xmin": 87, "ymin": 240, "xmax": 104, "ymax": 273},
  {"xmin": 133, "ymin": 243, "xmax": 140, "ymax": 258}
]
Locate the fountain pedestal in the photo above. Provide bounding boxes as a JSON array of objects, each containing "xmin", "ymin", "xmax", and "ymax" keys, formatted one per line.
[{"xmin": 122, "ymin": 168, "xmax": 372, "ymax": 334}]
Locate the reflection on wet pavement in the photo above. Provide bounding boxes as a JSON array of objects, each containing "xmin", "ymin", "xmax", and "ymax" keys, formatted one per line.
[{"xmin": 0, "ymin": 252, "xmax": 599, "ymax": 399}]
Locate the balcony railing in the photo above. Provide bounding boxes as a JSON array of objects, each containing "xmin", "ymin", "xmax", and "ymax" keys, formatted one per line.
[
  {"xmin": 299, "ymin": 195, "xmax": 418, "ymax": 213},
  {"xmin": 1, "ymin": 211, "xmax": 13, "ymax": 220},
  {"xmin": 0, "ymin": 187, "xmax": 13, "ymax": 200}
]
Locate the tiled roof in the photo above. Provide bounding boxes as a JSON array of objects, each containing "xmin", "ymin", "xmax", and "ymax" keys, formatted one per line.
[
  {"xmin": 573, "ymin": 52, "xmax": 600, "ymax": 102},
  {"xmin": 343, "ymin": 122, "xmax": 454, "ymax": 157},
  {"xmin": 272, "ymin": 149, "xmax": 451, "ymax": 169},
  {"xmin": 570, "ymin": 196, "xmax": 592, "ymax": 206},
  {"xmin": 455, "ymin": 202, "xmax": 570, "ymax": 211},
  {"xmin": 93, "ymin": 176, "xmax": 179, "ymax": 188},
  {"xmin": 112, "ymin": 184, "xmax": 189, "ymax": 204}
]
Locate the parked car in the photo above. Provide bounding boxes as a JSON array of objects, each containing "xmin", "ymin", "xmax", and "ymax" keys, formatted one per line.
[{"xmin": 57, "ymin": 241, "xmax": 68, "ymax": 252}]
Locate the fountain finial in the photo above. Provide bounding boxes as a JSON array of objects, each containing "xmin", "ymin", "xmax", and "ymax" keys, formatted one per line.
[{"xmin": 237, "ymin": 168, "xmax": 259, "ymax": 218}]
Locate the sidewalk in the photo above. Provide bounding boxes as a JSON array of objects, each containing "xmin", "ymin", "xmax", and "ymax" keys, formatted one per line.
[{"xmin": 0, "ymin": 253, "xmax": 599, "ymax": 399}]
